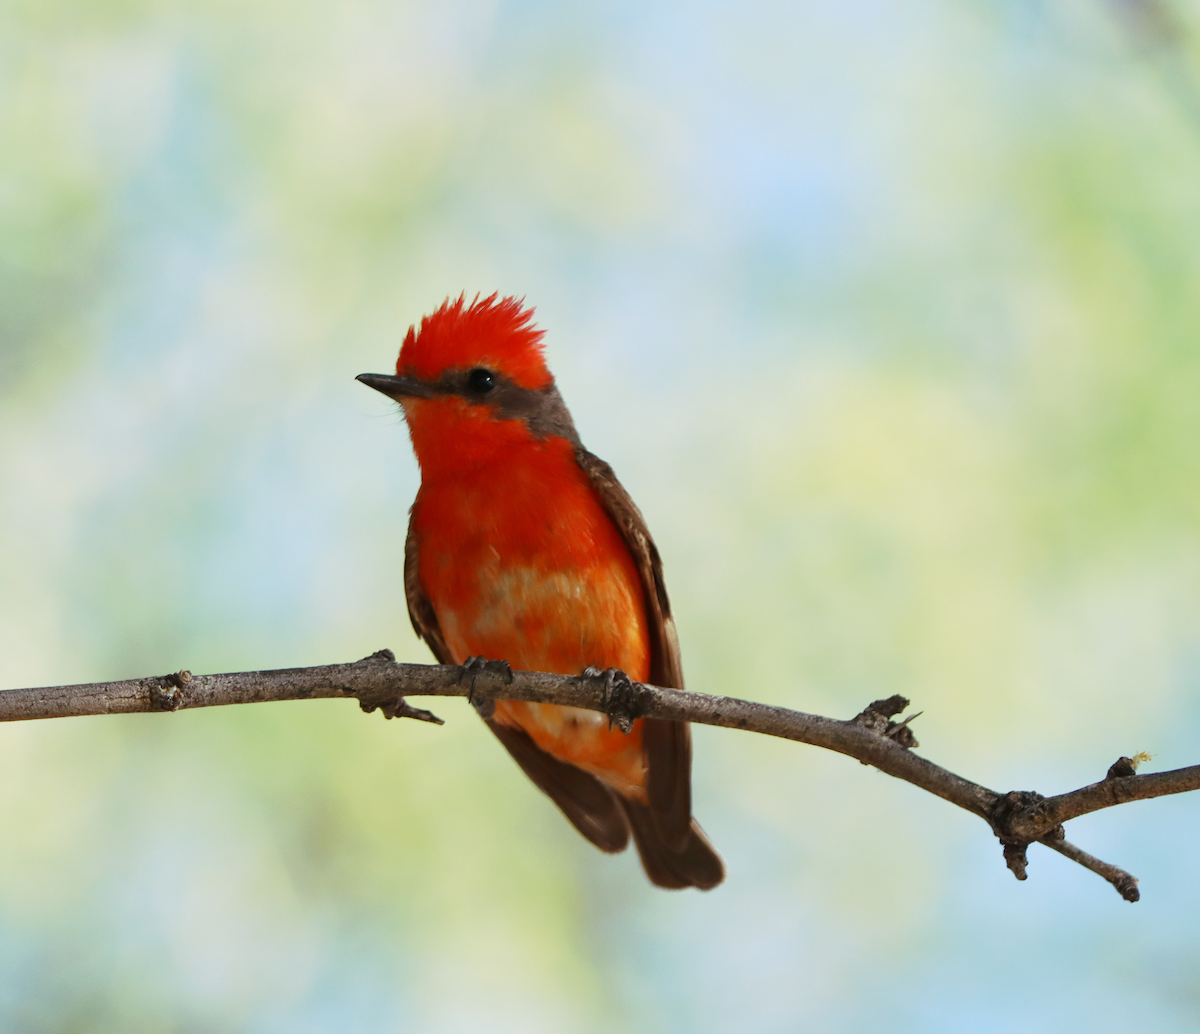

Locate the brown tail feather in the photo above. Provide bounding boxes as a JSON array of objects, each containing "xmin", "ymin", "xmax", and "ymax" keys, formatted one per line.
[
  {"xmin": 619, "ymin": 798, "xmax": 725, "ymax": 890},
  {"xmin": 643, "ymin": 718, "xmax": 694, "ymax": 851}
]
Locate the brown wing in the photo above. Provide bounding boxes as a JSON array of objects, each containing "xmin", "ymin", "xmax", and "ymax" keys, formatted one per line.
[
  {"xmin": 403, "ymin": 499, "xmax": 631, "ymax": 854},
  {"xmin": 572, "ymin": 448, "xmax": 695, "ymax": 852},
  {"xmin": 404, "ymin": 501, "xmax": 455, "ymax": 665},
  {"xmin": 570, "ymin": 450, "xmax": 683, "ymax": 686}
]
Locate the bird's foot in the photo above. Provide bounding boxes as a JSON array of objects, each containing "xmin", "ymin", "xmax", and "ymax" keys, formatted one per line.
[
  {"xmin": 460, "ymin": 656, "xmax": 513, "ymax": 718},
  {"xmin": 583, "ymin": 666, "xmax": 643, "ymax": 734}
]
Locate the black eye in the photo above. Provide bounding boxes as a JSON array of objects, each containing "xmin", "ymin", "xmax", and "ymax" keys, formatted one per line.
[{"xmin": 467, "ymin": 368, "xmax": 495, "ymax": 393}]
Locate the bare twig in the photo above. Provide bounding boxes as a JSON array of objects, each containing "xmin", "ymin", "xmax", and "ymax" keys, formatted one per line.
[{"xmin": 2, "ymin": 648, "xmax": 1192, "ymax": 901}]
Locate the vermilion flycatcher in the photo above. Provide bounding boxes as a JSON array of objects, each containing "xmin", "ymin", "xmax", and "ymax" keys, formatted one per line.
[{"xmin": 358, "ymin": 294, "xmax": 723, "ymax": 889}]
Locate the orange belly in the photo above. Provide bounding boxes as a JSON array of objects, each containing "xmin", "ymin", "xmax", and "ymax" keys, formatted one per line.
[{"xmin": 414, "ymin": 439, "xmax": 652, "ymax": 797}]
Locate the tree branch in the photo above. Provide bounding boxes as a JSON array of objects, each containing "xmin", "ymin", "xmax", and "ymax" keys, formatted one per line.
[{"xmin": 3, "ymin": 648, "xmax": 1192, "ymax": 902}]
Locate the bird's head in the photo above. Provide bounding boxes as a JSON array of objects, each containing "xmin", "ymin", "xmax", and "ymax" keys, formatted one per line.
[{"xmin": 358, "ymin": 294, "xmax": 579, "ymax": 474}]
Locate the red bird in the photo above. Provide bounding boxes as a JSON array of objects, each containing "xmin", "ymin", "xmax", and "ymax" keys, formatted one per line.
[{"xmin": 358, "ymin": 294, "xmax": 723, "ymax": 889}]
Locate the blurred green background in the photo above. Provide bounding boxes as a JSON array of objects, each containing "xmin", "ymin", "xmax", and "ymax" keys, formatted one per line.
[{"xmin": 4, "ymin": 0, "xmax": 1200, "ymax": 1030}]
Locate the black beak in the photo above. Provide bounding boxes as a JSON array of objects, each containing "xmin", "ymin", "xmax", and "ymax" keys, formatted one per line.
[{"xmin": 355, "ymin": 373, "xmax": 439, "ymax": 400}]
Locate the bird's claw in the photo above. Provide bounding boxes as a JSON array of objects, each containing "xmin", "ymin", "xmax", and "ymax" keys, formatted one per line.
[
  {"xmin": 460, "ymin": 656, "xmax": 513, "ymax": 717},
  {"xmin": 584, "ymin": 665, "xmax": 642, "ymax": 734}
]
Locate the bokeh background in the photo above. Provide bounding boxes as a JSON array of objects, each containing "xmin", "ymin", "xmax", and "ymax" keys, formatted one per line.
[{"xmin": 4, "ymin": 0, "xmax": 1200, "ymax": 1030}]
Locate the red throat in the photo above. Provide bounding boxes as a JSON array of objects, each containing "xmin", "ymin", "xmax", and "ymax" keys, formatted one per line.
[{"xmin": 403, "ymin": 395, "xmax": 543, "ymax": 477}]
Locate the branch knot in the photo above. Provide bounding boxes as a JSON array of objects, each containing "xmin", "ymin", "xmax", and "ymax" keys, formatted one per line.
[
  {"xmin": 990, "ymin": 790, "xmax": 1067, "ymax": 881},
  {"xmin": 150, "ymin": 670, "xmax": 193, "ymax": 712},
  {"xmin": 360, "ymin": 696, "xmax": 444, "ymax": 725},
  {"xmin": 853, "ymin": 695, "xmax": 919, "ymax": 748}
]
